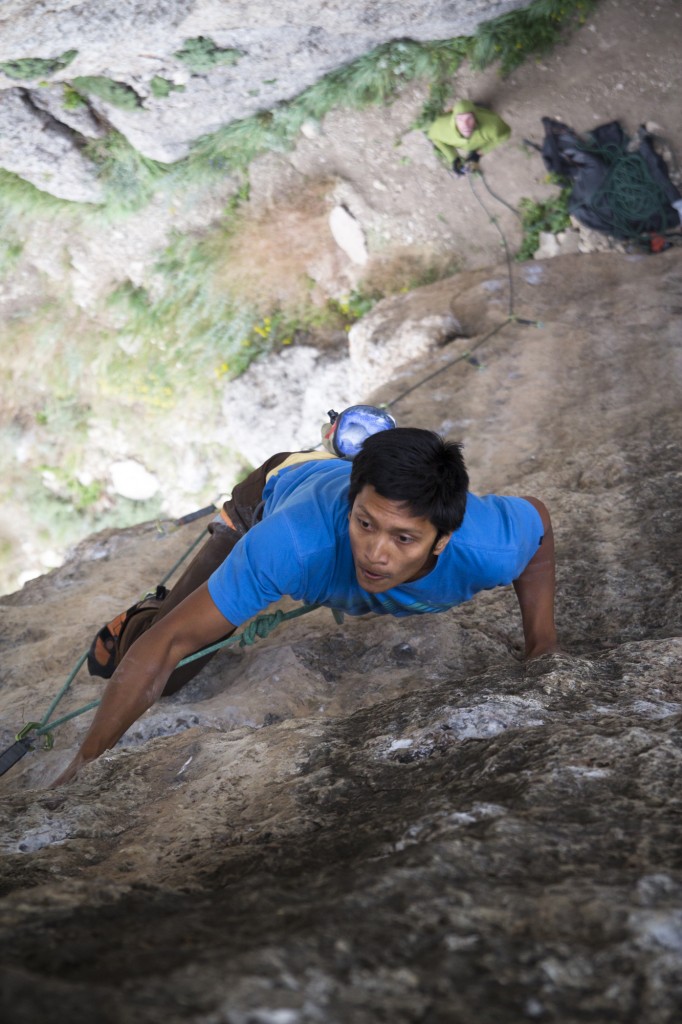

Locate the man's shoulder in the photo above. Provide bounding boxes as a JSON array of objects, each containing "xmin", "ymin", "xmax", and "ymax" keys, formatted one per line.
[
  {"xmin": 455, "ymin": 493, "xmax": 541, "ymax": 547},
  {"xmin": 263, "ymin": 458, "xmax": 351, "ymax": 548},
  {"xmin": 427, "ymin": 112, "xmax": 455, "ymax": 139}
]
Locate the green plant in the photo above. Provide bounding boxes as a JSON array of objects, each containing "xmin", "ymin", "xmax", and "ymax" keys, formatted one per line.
[
  {"xmin": 326, "ymin": 288, "xmax": 382, "ymax": 328},
  {"xmin": 516, "ymin": 176, "xmax": 572, "ymax": 261},
  {"xmin": 174, "ymin": 37, "xmax": 244, "ymax": 74},
  {"xmin": 150, "ymin": 76, "xmax": 186, "ymax": 98},
  {"xmin": 63, "ymin": 83, "xmax": 87, "ymax": 110},
  {"xmin": 71, "ymin": 76, "xmax": 142, "ymax": 111},
  {"xmin": 0, "ymin": 49, "xmax": 77, "ymax": 80}
]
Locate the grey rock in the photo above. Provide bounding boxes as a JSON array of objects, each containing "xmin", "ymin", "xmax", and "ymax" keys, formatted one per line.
[
  {"xmin": 0, "ymin": 88, "xmax": 104, "ymax": 202},
  {"xmin": 1, "ymin": 251, "xmax": 681, "ymax": 1023}
]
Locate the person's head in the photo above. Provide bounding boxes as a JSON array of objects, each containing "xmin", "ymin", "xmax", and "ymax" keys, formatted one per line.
[
  {"xmin": 453, "ymin": 100, "xmax": 477, "ymax": 138},
  {"xmin": 347, "ymin": 428, "xmax": 469, "ymax": 593}
]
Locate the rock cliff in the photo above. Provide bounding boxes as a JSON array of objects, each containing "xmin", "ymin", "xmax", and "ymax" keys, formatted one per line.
[
  {"xmin": 0, "ymin": 0, "xmax": 529, "ymax": 197},
  {"xmin": 1, "ymin": 249, "xmax": 681, "ymax": 1022}
]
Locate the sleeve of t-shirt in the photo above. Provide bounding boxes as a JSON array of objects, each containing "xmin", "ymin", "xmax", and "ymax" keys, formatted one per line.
[
  {"xmin": 500, "ymin": 496, "xmax": 544, "ymax": 580},
  {"xmin": 454, "ymin": 495, "xmax": 544, "ymax": 596},
  {"xmin": 207, "ymin": 513, "xmax": 305, "ymax": 626}
]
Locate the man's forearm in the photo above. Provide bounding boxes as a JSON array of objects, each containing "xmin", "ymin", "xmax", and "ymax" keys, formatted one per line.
[
  {"xmin": 513, "ymin": 497, "xmax": 558, "ymax": 659},
  {"xmin": 52, "ymin": 628, "xmax": 183, "ymax": 785},
  {"xmin": 51, "ymin": 583, "xmax": 236, "ymax": 785}
]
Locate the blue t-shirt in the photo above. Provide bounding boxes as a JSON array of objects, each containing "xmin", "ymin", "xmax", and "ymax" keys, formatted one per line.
[{"xmin": 208, "ymin": 460, "xmax": 543, "ymax": 626}]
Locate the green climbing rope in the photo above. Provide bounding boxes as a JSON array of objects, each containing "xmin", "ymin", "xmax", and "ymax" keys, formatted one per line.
[{"xmin": 580, "ymin": 139, "xmax": 676, "ymax": 239}]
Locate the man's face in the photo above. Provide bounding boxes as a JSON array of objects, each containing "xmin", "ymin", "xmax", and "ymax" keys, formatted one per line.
[
  {"xmin": 455, "ymin": 112, "xmax": 476, "ymax": 138},
  {"xmin": 348, "ymin": 485, "xmax": 451, "ymax": 594}
]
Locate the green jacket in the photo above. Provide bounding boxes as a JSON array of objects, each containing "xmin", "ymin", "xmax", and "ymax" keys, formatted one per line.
[{"xmin": 427, "ymin": 100, "xmax": 511, "ymax": 164}]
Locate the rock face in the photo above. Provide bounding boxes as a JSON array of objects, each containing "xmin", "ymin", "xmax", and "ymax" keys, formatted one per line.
[
  {"xmin": 1, "ymin": 250, "xmax": 681, "ymax": 1022},
  {"xmin": 0, "ymin": 0, "xmax": 530, "ymax": 192}
]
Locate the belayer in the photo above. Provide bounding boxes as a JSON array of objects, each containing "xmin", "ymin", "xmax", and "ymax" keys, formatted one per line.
[
  {"xmin": 427, "ymin": 99, "xmax": 511, "ymax": 177},
  {"xmin": 53, "ymin": 413, "xmax": 557, "ymax": 786}
]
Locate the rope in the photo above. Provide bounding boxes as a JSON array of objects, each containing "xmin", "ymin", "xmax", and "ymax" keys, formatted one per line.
[
  {"xmin": 384, "ymin": 170, "xmax": 541, "ymax": 413},
  {"xmin": 578, "ymin": 138, "xmax": 676, "ymax": 239}
]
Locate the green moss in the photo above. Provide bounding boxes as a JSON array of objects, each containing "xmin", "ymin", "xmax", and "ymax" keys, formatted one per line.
[
  {"xmin": 71, "ymin": 76, "xmax": 142, "ymax": 111},
  {"xmin": 174, "ymin": 37, "xmax": 244, "ymax": 74},
  {"xmin": 0, "ymin": 49, "xmax": 77, "ymax": 80},
  {"xmin": 150, "ymin": 75, "xmax": 186, "ymax": 98}
]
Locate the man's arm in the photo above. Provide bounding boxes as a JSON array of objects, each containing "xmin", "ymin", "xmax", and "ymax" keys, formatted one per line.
[
  {"xmin": 51, "ymin": 583, "xmax": 236, "ymax": 786},
  {"xmin": 513, "ymin": 497, "xmax": 558, "ymax": 659}
]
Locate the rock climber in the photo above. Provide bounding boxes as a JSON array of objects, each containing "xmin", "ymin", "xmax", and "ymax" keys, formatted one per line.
[
  {"xmin": 427, "ymin": 99, "xmax": 511, "ymax": 177},
  {"xmin": 52, "ymin": 416, "xmax": 557, "ymax": 786}
]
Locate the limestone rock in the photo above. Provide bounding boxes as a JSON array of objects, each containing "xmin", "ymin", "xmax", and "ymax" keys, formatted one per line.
[
  {"xmin": 1, "ymin": 251, "xmax": 681, "ymax": 1022},
  {"xmin": 221, "ymin": 345, "xmax": 354, "ymax": 466},
  {"xmin": 0, "ymin": 88, "xmax": 104, "ymax": 203},
  {"xmin": 109, "ymin": 458, "xmax": 159, "ymax": 500},
  {"xmin": 349, "ymin": 289, "xmax": 462, "ymax": 397},
  {"xmin": 329, "ymin": 204, "xmax": 368, "ymax": 265}
]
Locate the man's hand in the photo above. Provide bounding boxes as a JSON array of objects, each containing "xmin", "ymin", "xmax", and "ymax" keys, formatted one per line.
[
  {"xmin": 50, "ymin": 584, "xmax": 235, "ymax": 786},
  {"xmin": 51, "ymin": 754, "xmax": 86, "ymax": 789},
  {"xmin": 513, "ymin": 497, "xmax": 558, "ymax": 660}
]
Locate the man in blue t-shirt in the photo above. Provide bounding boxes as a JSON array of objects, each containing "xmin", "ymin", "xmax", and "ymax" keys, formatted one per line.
[{"xmin": 54, "ymin": 429, "xmax": 557, "ymax": 785}]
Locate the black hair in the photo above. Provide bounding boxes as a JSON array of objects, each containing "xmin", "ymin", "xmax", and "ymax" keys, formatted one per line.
[{"xmin": 348, "ymin": 427, "xmax": 469, "ymax": 534}]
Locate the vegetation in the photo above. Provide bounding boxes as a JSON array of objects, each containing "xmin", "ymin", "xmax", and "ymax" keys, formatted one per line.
[
  {"xmin": 516, "ymin": 176, "xmax": 572, "ymax": 261},
  {"xmin": 84, "ymin": 132, "xmax": 169, "ymax": 212},
  {"xmin": 469, "ymin": 0, "xmax": 596, "ymax": 75},
  {"xmin": 150, "ymin": 76, "xmax": 186, "ymax": 98},
  {"xmin": 70, "ymin": 76, "xmax": 142, "ymax": 111},
  {"xmin": 0, "ymin": 49, "xmax": 77, "ymax": 80},
  {"xmin": 174, "ymin": 37, "xmax": 244, "ymax": 74}
]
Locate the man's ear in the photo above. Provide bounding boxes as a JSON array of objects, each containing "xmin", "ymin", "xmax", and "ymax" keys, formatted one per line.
[{"xmin": 433, "ymin": 532, "xmax": 452, "ymax": 556}]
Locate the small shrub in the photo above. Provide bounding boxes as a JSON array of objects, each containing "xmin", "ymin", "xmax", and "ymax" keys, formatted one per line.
[
  {"xmin": 516, "ymin": 176, "xmax": 572, "ymax": 261},
  {"xmin": 174, "ymin": 37, "xmax": 243, "ymax": 74},
  {"xmin": 0, "ymin": 49, "xmax": 77, "ymax": 80}
]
